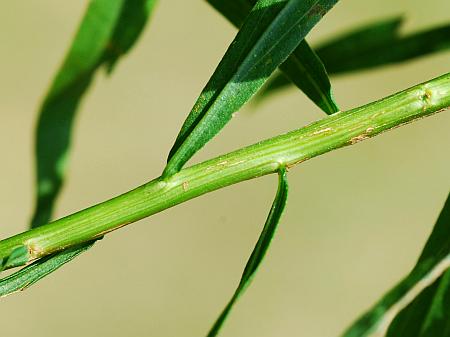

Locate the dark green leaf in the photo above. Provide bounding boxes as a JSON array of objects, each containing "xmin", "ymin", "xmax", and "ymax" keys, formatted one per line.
[
  {"xmin": 207, "ymin": 0, "xmax": 338, "ymax": 114},
  {"xmin": 386, "ymin": 194, "xmax": 450, "ymax": 337},
  {"xmin": 0, "ymin": 242, "xmax": 94, "ymax": 298},
  {"xmin": 32, "ymin": 0, "xmax": 157, "ymax": 228},
  {"xmin": 206, "ymin": 167, "xmax": 288, "ymax": 336},
  {"xmin": 163, "ymin": 0, "xmax": 339, "ymax": 177},
  {"xmin": 342, "ymin": 193, "xmax": 450, "ymax": 337},
  {"xmin": 386, "ymin": 271, "xmax": 450, "ymax": 337},
  {"xmin": 276, "ymin": 40, "xmax": 338, "ymax": 113},
  {"xmin": 262, "ymin": 17, "xmax": 450, "ymax": 95}
]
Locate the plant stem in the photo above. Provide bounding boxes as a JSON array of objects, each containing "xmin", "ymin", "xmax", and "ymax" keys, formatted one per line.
[{"xmin": 0, "ymin": 72, "xmax": 449, "ymax": 266}]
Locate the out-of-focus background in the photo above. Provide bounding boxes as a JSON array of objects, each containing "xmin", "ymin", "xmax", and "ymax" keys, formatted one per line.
[{"xmin": 0, "ymin": 1, "xmax": 449, "ymax": 336}]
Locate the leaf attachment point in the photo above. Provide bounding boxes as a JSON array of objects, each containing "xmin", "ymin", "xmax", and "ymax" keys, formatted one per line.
[
  {"xmin": 164, "ymin": 0, "xmax": 339, "ymax": 177},
  {"xmin": 0, "ymin": 242, "xmax": 94, "ymax": 298}
]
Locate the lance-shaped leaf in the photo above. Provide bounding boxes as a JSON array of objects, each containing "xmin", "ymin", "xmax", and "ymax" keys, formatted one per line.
[
  {"xmin": 32, "ymin": 0, "xmax": 157, "ymax": 228},
  {"xmin": 207, "ymin": 0, "xmax": 338, "ymax": 114},
  {"xmin": 277, "ymin": 40, "xmax": 338, "ymax": 113},
  {"xmin": 163, "ymin": 0, "xmax": 339, "ymax": 177},
  {"xmin": 342, "ymin": 193, "xmax": 450, "ymax": 337},
  {"xmin": 385, "ymin": 194, "xmax": 450, "ymax": 337},
  {"xmin": 386, "ymin": 271, "xmax": 450, "ymax": 337},
  {"xmin": 318, "ymin": 18, "xmax": 450, "ymax": 75},
  {"xmin": 0, "ymin": 242, "xmax": 95, "ymax": 298},
  {"xmin": 261, "ymin": 17, "xmax": 450, "ymax": 96},
  {"xmin": 206, "ymin": 168, "xmax": 288, "ymax": 337},
  {"xmin": 17, "ymin": 0, "xmax": 156, "ymax": 297}
]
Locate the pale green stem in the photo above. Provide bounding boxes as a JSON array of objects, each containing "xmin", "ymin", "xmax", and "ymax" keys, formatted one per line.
[{"xmin": 0, "ymin": 73, "xmax": 449, "ymax": 266}]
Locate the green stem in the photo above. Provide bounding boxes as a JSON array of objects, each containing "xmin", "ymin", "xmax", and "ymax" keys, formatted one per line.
[{"xmin": 0, "ymin": 73, "xmax": 449, "ymax": 266}]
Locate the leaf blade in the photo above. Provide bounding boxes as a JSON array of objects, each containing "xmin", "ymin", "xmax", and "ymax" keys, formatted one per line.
[
  {"xmin": 164, "ymin": 0, "xmax": 339, "ymax": 177},
  {"xmin": 0, "ymin": 243, "xmax": 95, "ymax": 298},
  {"xmin": 385, "ymin": 193, "xmax": 450, "ymax": 337},
  {"xmin": 318, "ymin": 18, "xmax": 450, "ymax": 75},
  {"xmin": 0, "ymin": 246, "xmax": 29, "ymax": 272},
  {"xmin": 342, "ymin": 192, "xmax": 450, "ymax": 337},
  {"xmin": 207, "ymin": 0, "xmax": 338, "ymax": 114},
  {"xmin": 277, "ymin": 40, "xmax": 338, "ymax": 113},
  {"xmin": 386, "ymin": 270, "xmax": 450, "ymax": 337},
  {"xmin": 206, "ymin": 167, "xmax": 288, "ymax": 336},
  {"xmin": 20, "ymin": 0, "xmax": 156, "ymax": 296},
  {"xmin": 262, "ymin": 18, "xmax": 450, "ymax": 95},
  {"xmin": 32, "ymin": 0, "xmax": 157, "ymax": 228}
]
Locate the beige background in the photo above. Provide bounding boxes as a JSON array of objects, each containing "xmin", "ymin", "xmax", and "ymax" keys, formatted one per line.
[{"xmin": 1, "ymin": 1, "xmax": 449, "ymax": 336}]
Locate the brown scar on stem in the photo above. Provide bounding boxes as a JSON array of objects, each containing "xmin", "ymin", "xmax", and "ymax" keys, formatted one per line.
[
  {"xmin": 182, "ymin": 181, "xmax": 189, "ymax": 191},
  {"xmin": 26, "ymin": 242, "xmax": 44, "ymax": 260},
  {"xmin": 349, "ymin": 133, "xmax": 370, "ymax": 145},
  {"xmin": 348, "ymin": 126, "xmax": 375, "ymax": 145}
]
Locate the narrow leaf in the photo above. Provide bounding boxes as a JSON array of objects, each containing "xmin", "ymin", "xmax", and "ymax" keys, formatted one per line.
[
  {"xmin": 277, "ymin": 40, "xmax": 338, "ymax": 113},
  {"xmin": 262, "ymin": 17, "xmax": 450, "ymax": 95},
  {"xmin": 22, "ymin": 0, "xmax": 156, "ymax": 295},
  {"xmin": 0, "ymin": 242, "xmax": 94, "ymax": 298},
  {"xmin": 32, "ymin": 0, "xmax": 157, "ymax": 228},
  {"xmin": 342, "ymin": 193, "xmax": 450, "ymax": 337},
  {"xmin": 317, "ymin": 18, "xmax": 450, "ymax": 75},
  {"xmin": 385, "ymin": 194, "xmax": 450, "ymax": 337},
  {"xmin": 163, "ymin": 0, "xmax": 339, "ymax": 177},
  {"xmin": 386, "ymin": 270, "xmax": 450, "ymax": 337},
  {"xmin": 206, "ymin": 167, "xmax": 288, "ymax": 336},
  {"xmin": 207, "ymin": 0, "xmax": 338, "ymax": 114}
]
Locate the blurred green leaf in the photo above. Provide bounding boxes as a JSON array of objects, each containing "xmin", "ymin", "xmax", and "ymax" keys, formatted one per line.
[
  {"xmin": 342, "ymin": 193, "xmax": 450, "ymax": 337},
  {"xmin": 16, "ymin": 0, "xmax": 156, "ymax": 297},
  {"xmin": 206, "ymin": 168, "xmax": 288, "ymax": 337},
  {"xmin": 0, "ymin": 242, "xmax": 95, "ymax": 298},
  {"xmin": 163, "ymin": 0, "xmax": 339, "ymax": 177},
  {"xmin": 207, "ymin": 0, "xmax": 338, "ymax": 114},
  {"xmin": 262, "ymin": 17, "xmax": 450, "ymax": 97},
  {"xmin": 318, "ymin": 17, "xmax": 450, "ymax": 74},
  {"xmin": 32, "ymin": 0, "xmax": 157, "ymax": 228}
]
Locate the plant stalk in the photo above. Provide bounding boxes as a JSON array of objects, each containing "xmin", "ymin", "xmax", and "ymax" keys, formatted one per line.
[{"xmin": 0, "ymin": 73, "xmax": 449, "ymax": 267}]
